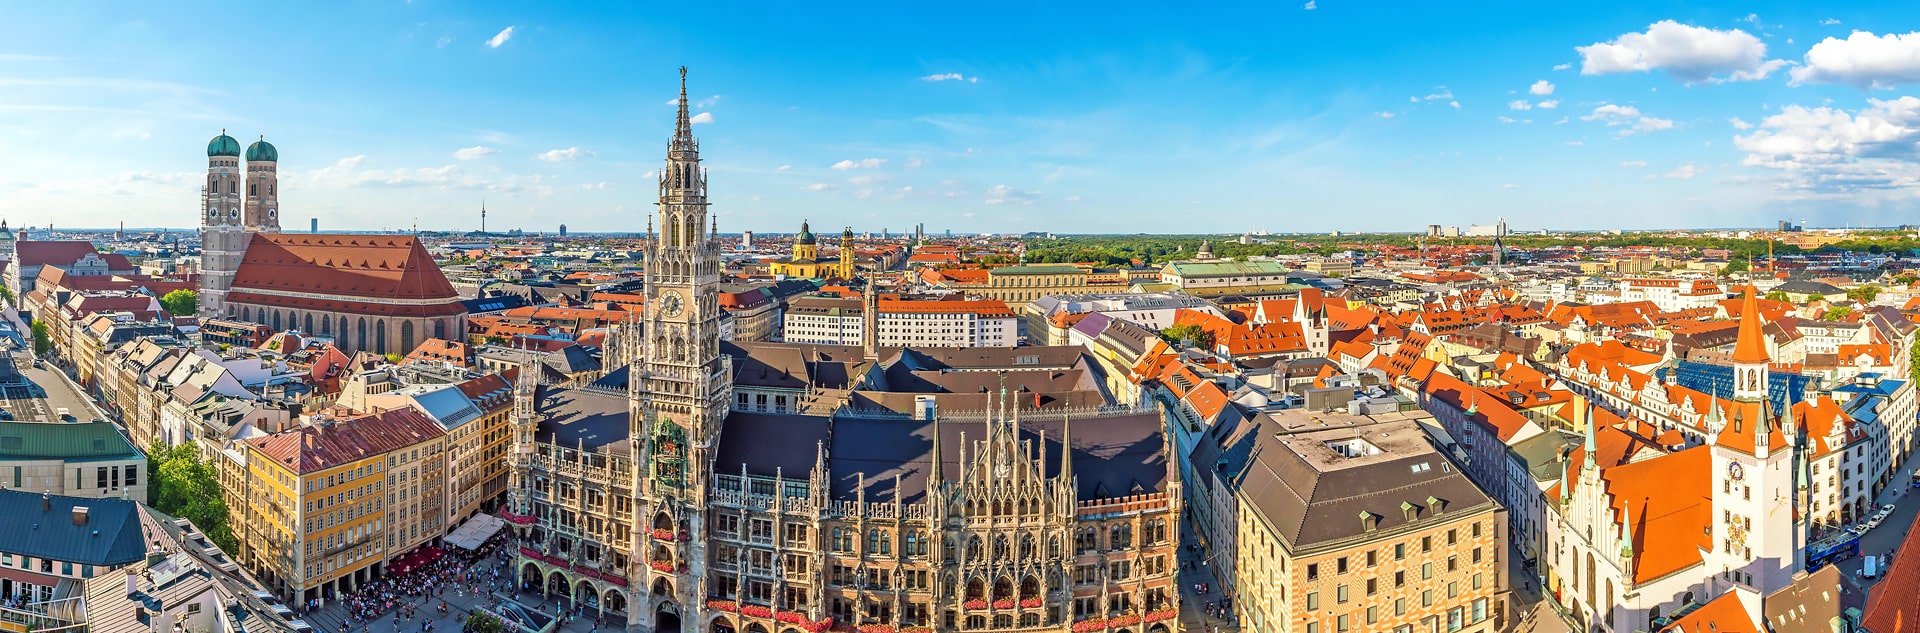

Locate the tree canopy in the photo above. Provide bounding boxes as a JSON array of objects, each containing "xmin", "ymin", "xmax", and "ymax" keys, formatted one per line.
[
  {"xmin": 159, "ymin": 289, "xmax": 198, "ymax": 317},
  {"xmin": 147, "ymin": 442, "xmax": 238, "ymax": 552},
  {"xmin": 1159, "ymin": 323, "xmax": 1214, "ymax": 350}
]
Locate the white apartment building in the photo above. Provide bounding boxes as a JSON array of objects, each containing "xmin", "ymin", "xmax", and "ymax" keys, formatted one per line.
[
  {"xmin": 1617, "ymin": 277, "xmax": 1723, "ymax": 312},
  {"xmin": 781, "ymin": 296, "xmax": 1018, "ymax": 347}
]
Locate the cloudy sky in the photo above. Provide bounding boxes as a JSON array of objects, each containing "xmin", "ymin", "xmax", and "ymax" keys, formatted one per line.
[{"xmin": 4, "ymin": 2, "xmax": 1920, "ymax": 234}]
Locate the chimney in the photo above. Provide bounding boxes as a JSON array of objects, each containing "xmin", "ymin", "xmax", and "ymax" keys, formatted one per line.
[
  {"xmin": 124, "ymin": 566, "xmax": 140, "ymax": 597},
  {"xmin": 73, "ymin": 506, "xmax": 89, "ymax": 526},
  {"xmin": 42, "ymin": 492, "xmax": 50, "ymax": 511}
]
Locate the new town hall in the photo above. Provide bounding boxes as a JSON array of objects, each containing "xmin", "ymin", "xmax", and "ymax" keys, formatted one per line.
[{"xmin": 501, "ymin": 70, "xmax": 1182, "ymax": 633}]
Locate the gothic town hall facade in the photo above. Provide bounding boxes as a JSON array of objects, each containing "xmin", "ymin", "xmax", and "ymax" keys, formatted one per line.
[{"xmin": 503, "ymin": 70, "xmax": 1183, "ymax": 633}]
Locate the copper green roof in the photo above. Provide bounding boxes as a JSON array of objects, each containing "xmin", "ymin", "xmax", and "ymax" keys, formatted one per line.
[
  {"xmin": 1163, "ymin": 259, "xmax": 1292, "ymax": 278},
  {"xmin": 246, "ymin": 137, "xmax": 278, "ymax": 162},
  {"xmin": 208, "ymin": 132, "xmax": 241, "ymax": 157},
  {"xmin": 0, "ymin": 419, "xmax": 141, "ymax": 462}
]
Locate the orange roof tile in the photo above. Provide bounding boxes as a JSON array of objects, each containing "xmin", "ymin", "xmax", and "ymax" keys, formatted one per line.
[{"xmin": 1731, "ymin": 288, "xmax": 1771, "ymax": 364}]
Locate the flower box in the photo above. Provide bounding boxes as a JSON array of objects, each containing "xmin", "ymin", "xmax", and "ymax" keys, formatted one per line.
[
  {"xmin": 963, "ymin": 600, "xmax": 988, "ymax": 610},
  {"xmin": 648, "ymin": 560, "xmax": 675, "ymax": 573},
  {"xmin": 705, "ymin": 600, "xmax": 739, "ymax": 613},
  {"xmin": 992, "ymin": 600, "xmax": 1015, "ymax": 609},
  {"xmin": 650, "ymin": 528, "xmax": 674, "ymax": 540},
  {"xmin": 1019, "ymin": 598, "xmax": 1043, "ymax": 608},
  {"xmin": 1109, "ymin": 614, "xmax": 1141, "ymax": 627},
  {"xmin": 1071, "ymin": 618, "xmax": 1108, "ymax": 633},
  {"xmin": 740, "ymin": 605, "xmax": 773, "ymax": 618},
  {"xmin": 1145, "ymin": 609, "xmax": 1179, "ymax": 623},
  {"xmin": 857, "ymin": 625, "xmax": 895, "ymax": 633}
]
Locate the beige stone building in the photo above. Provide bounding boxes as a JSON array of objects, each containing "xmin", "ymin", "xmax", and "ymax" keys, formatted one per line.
[{"xmin": 1199, "ymin": 410, "xmax": 1508, "ymax": 633}]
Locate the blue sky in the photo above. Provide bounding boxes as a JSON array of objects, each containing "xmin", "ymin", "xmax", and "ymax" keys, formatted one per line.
[{"xmin": 5, "ymin": 2, "xmax": 1920, "ymax": 234}]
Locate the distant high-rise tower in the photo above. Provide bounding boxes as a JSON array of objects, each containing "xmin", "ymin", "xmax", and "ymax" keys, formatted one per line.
[
  {"xmin": 558, "ymin": 224, "xmax": 567, "ymax": 237},
  {"xmin": 201, "ymin": 130, "xmax": 247, "ymax": 318},
  {"xmin": 116, "ymin": 221, "xmax": 124, "ymax": 241},
  {"xmin": 1496, "ymin": 216, "xmax": 1508, "ymax": 237},
  {"xmin": 741, "ymin": 230, "xmax": 753, "ymax": 249},
  {"xmin": 481, "ymin": 200, "xmax": 488, "ymax": 233},
  {"xmin": 311, "ymin": 218, "xmax": 319, "ymax": 233}
]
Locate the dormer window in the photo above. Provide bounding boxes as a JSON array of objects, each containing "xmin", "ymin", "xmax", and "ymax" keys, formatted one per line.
[{"xmin": 1401, "ymin": 501, "xmax": 1420, "ymax": 523}]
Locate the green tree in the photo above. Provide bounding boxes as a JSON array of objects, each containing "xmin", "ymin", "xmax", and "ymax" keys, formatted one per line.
[
  {"xmin": 465, "ymin": 612, "xmax": 505, "ymax": 633},
  {"xmin": 1848, "ymin": 285, "xmax": 1881, "ymax": 303},
  {"xmin": 1808, "ymin": 293, "xmax": 1827, "ymax": 303},
  {"xmin": 1719, "ymin": 259, "xmax": 1750, "ymax": 276},
  {"xmin": 1824, "ymin": 306, "xmax": 1854, "ymax": 321},
  {"xmin": 146, "ymin": 442, "xmax": 238, "ymax": 552},
  {"xmin": 1895, "ymin": 273, "xmax": 1919, "ymax": 286},
  {"xmin": 158, "ymin": 289, "xmax": 198, "ymax": 317},
  {"xmin": 0, "ymin": 285, "xmax": 13, "ymax": 304},
  {"xmin": 1763, "ymin": 290, "xmax": 1789, "ymax": 302},
  {"xmin": 1159, "ymin": 323, "xmax": 1214, "ymax": 350},
  {"xmin": 29, "ymin": 319, "xmax": 50, "ymax": 356},
  {"xmin": 384, "ymin": 352, "xmax": 404, "ymax": 363}
]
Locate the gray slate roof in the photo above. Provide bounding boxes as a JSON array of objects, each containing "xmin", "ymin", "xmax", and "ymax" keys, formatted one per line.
[{"xmin": 0, "ymin": 489, "xmax": 146, "ymax": 566}]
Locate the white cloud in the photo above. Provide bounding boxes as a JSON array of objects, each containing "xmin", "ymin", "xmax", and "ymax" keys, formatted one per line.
[
  {"xmin": 1565, "ymin": 140, "xmax": 1583, "ymax": 146},
  {"xmin": 1303, "ymin": 0, "xmax": 1316, "ymax": 9},
  {"xmin": 580, "ymin": 182, "xmax": 609, "ymax": 190},
  {"xmin": 453, "ymin": 146, "xmax": 497, "ymax": 160},
  {"xmin": 1553, "ymin": 63, "xmax": 1573, "ymax": 71},
  {"xmin": 435, "ymin": 36, "xmax": 452, "ymax": 48},
  {"xmin": 1729, "ymin": 117, "xmax": 1754, "ymax": 130},
  {"xmin": 1821, "ymin": 18, "xmax": 1841, "ymax": 26},
  {"xmin": 336, "ymin": 155, "xmax": 369, "ymax": 169},
  {"xmin": 1733, "ymin": 96, "xmax": 1920, "ymax": 195},
  {"xmin": 1508, "ymin": 100, "xmax": 1533, "ymax": 111},
  {"xmin": 831, "ymin": 158, "xmax": 886, "ymax": 170},
  {"xmin": 1064, "ymin": 195, "xmax": 1081, "ymax": 202},
  {"xmin": 486, "ymin": 26, "xmax": 515, "ymax": 48},
  {"xmin": 984, "ymin": 184, "xmax": 1041, "ymax": 205},
  {"xmin": 1537, "ymin": 99, "xmax": 1559, "ymax": 109},
  {"xmin": 1790, "ymin": 31, "xmax": 1920, "ymax": 88},
  {"xmin": 1576, "ymin": 20, "xmax": 1785, "ymax": 82},
  {"xmin": 1530, "ymin": 80, "xmax": 1555, "ymax": 95},
  {"xmin": 1416, "ymin": 86, "xmax": 1453, "ymax": 102},
  {"xmin": 535, "ymin": 147, "xmax": 594, "ymax": 161},
  {"xmin": 803, "ymin": 183, "xmax": 836, "ymax": 192},
  {"xmin": 1580, "ymin": 104, "xmax": 1674, "ymax": 135},
  {"xmin": 848, "ymin": 174, "xmax": 892, "ymax": 185},
  {"xmin": 1663, "ymin": 164, "xmax": 1698, "ymax": 179},
  {"xmin": 1376, "ymin": 111, "xmax": 1395, "ymax": 118},
  {"xmin": 1449, "ymin": 101, "xmax": 1460, "ymax": 109},
  {"xmin": 1621, "ymin": 160, "xmax": 1648, "ymax": 167},
  {"xmin": 775, "ymin": 165, "xmax": 792, "ymax": 172},
  {"xmin": 1496, "ymin": 116, "xmax": 1528, "ymax": 124},
  {"xmin": 905, "ymin": 157, "xmax": 928, "ymax": 168},
  {"xmin": 1502, "ymin": 184, "xmax": 1521, "ymax": 189},
  {"xmin": 690, "ymin": 112, "xmax": 714, "ymax": 124},
  {"xmin": 921, "ymin": 73, "xmax": 977, "ymax": 83}
]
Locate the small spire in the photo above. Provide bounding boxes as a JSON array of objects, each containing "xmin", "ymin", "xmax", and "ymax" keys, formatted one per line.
[{"xmin": 1581, "ymin": 402, "xmax": 1598, "ymax": 471}]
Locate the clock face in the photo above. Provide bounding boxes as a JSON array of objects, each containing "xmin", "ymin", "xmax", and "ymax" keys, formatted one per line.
[
  {"xmin": 1729, "ymin": 462, "xmax": 1744, "ymax": 481},
  {"xmin": 660, "ymin": 291, "xmax": 685, "ymax": 317}
]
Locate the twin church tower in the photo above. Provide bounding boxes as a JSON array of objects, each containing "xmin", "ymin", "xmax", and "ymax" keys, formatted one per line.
[{"xmin": 199, "ymin": 132, "xmax": 280, "ymax": 319}]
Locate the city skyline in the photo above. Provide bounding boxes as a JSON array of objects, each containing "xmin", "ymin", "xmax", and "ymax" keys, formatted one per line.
[{"xmin": 4, "ymin": 3, "xmax": 1920, "ymax": 233}]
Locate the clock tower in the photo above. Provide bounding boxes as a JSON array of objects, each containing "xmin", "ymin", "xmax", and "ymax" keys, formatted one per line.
[{"xmin": 634, "ymin": 67, "xmax": 733, "ymax": 631}]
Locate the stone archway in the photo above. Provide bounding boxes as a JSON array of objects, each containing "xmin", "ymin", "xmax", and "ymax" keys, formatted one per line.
[
  {"xmin": 707, "ymin": 616, "xmax": 735, "ymax": 633},
  {"xmin": 520, "ymin": 563, "xmax": 543, "ymax": 592},
  {"xmin": 547, "ymin": 571, "xmax": 569, "ymax": 599},
  {"xmin": 603, "ymin": 590, "xmax": 627, "ymax": 618},
  {"xmin": 652, "ymin": 577, "xmax": 674, "ymax": 597},
  {"xmin": 655, "ymin": 602, "xmax": 682, "ymax": 633},
  {"xmin": 1149, "ymin": 624, "xmax": 1172, "ymax": 633},
  {"xmin": 575, "ymin": 580, "xmax": 601, "ymax": 614}
]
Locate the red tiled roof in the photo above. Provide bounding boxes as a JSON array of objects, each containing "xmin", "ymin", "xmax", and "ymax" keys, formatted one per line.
[
  {"xmin": 1865, "ymin": 507, "xmax": 1920, "ymax": 632},
  {"xmin": 14, "ymin": 241, "xmax": 99, "ymax": 267},
  {"xmin": 232, "ymin": 233, "xmax": 460, "ymax": 302},
  {"xmin": 1604, "ymin": 445, "xmax": 1713, "ymax": 584},
  {"xmin": 244, "ymin": 408, "xmax": 446, "ymax": 474},
  {"xmin": 1659, "ymin": 590, "xmax": 1758, "ymax": 633}
]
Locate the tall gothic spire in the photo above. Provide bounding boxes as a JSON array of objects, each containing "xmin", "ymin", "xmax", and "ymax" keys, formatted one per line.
[{"xmin": 672, "ymin": 66, "xmax": 697, "ymax": 153}]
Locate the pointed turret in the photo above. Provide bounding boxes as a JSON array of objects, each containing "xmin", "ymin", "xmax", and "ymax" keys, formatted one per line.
[
  {"xmin": 1732, "ymin": 288, "xmax": 1771, "ymax": 365},
  {"xmin": 1582, "ymin": 402, "xmax": 1598, "ymax": 472},
  {"xmin": 671, "ymin": 66, "xmax": 697, "ymax": 153}
]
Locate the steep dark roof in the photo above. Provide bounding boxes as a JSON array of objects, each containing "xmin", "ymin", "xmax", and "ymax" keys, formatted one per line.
[
  {"xmin": 713, "ymin": 412, "xmax": 831, "ymax": 478},
  {"xmin": 534, "ymin": 385, "xmax": 631, "ymax": 454},
  {"xmin": 827, "ymin": 412, "xmax": 1166, "ymax": 504},
  {"xmin": 0, "ymin": 489, "xmax": 145, "ymax": 566}
]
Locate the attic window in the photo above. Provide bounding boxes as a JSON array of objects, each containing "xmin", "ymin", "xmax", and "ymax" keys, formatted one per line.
[
  {"xmin": 1409, "ymin": 462, "xmax": 1431, "ymax": 474},
  {"xmin": 1401, "ymin": 501, "xmax": 1419, "ymax": 523},
  {"xmin": 1359, "ymin": 511, "xmax": 1379, "ymax": 532},
  {"xmin": 1427, "ymin": 495, "xmax": 1446, "ymax": 514}
]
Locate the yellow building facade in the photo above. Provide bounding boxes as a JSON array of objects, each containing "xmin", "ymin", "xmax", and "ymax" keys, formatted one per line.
[{"xmin": 769, "ymin": 220, "xmax": 857, "ymax": 279}]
